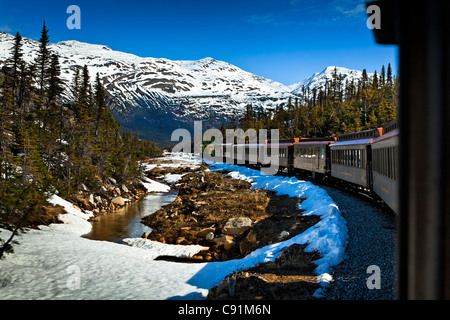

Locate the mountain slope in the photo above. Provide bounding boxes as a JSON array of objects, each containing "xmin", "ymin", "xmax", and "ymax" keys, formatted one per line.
[
  {"xmin": 0, "ymin": 32, "xmax": 372, "ymax": 144},
  {"xmin": 289, "ymin": 66, "xmax": 374, "ymax": 95},
  {"xmin": 0, "ymin": 32, "xmax": 297, "ymax": 144}
]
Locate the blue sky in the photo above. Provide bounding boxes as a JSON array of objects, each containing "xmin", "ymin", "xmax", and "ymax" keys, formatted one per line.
[{"xmin": 0, "ymin": 0, "xmax": 397, "ymax": 85}]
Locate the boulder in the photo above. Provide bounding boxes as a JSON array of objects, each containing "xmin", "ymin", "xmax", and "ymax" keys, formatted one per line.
[
  {"xmin": 142, "ymin": 232, "xmax": 149, "ymax": 239},
  {"xmin": 205, "ymin": 232, "xmax": 215, "ymax": 241},
  {"xmin": 278, "ymin": 230, "xmax": 290, "ymax": 240},
  {"xmin": 176, "ymin": 237, "xmax": 186, "ymax": 244},
  {"xmin": 71, "ymin": 194, "xmax": 92, "ymax": 210},
  {"xmin": 121, "ymin": 184, "xmax": 129, "ymax": 193},
  {"xmin": 88, "ymin": 194, "xmax": 95, "ymax": 206},
  {"xmin": 246, "ymin": 229, "xmax": 258, "ymax": 244},
  {"xmin": 197, "ymin": 227, "xmax": 215, "ymax": 238},
  {"xmin": 111, "ymin": 197, "xmax": 125, "ymax": 206},
  {"xmin": 213, "ymin": 235, "xmax": 235, "ymax": 250},
  {"xmin": 223, "ymin": 217, "xmax": 252, "ymax": 236}
]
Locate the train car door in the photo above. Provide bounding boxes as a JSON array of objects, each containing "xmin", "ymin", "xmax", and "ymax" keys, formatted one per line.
[
  {"xmin": 288, "ymin": 145, "xmax": 294, "ymax": 171},
  {"xmin": 316, "ymin": 147, "xmax": 320, "ymax": 170}
]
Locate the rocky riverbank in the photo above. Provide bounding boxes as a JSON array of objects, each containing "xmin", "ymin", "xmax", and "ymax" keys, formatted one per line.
[
  {"xmin": 67, "ymin": 178, "xmax": 149, "ymax": 216},
  {"xmin": 141, "ymin": 169, "xmax": 320, "ymax": 263},
  {"xmin": 37, "ymin": 178, "xmax": 150, "ymax": 229},
  {"xmin": 140, "ymin": 159, "xmax": 324, "ymax": 299}
]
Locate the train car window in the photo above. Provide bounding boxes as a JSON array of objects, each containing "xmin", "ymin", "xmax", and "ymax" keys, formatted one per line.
[
  {"xmin": 362, "ymin": 150, "xmax": 366, "ymax": 169},
  {"xmin": 350, "ymin": 150, "xmax": 355, "ymax": 167},
  {"xmin": 358, "ymin": 150, "xmax": 362, "ymax": 168},
  {"xmin": 384, "ymin": 148, "xmax": 387, "ymax": 177},
  {"xmin": 389, "ymin": 147, "xmax": 392, "ymax": 179}
]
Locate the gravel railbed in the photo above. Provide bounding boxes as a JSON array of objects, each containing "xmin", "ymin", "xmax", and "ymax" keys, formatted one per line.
[{"xmin": 319, "ymin": 185, "xmax": 398, "ymax": 300}]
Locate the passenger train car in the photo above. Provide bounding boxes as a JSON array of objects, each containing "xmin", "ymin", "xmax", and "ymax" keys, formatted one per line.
[
  {"xmin": 370, "ymin": 121, "xmax": 399, "ymax": 214},
  {"xmin": 205, "ymin": 119, "xmax": 399, "ymax": 215}
]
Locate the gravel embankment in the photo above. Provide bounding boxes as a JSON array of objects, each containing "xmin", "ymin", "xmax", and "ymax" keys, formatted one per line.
[{"xmin": 319, "ymin": 186, "xmax": 398, "ymax": 300}]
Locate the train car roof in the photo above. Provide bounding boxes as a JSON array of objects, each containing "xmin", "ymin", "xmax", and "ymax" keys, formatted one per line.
[
  {"xmin": 330, "ymin": 137, "xmax": 374, "ymax": 147},
  {"xmin": 371, "ymin": 129, "xmax": 399, "ymax": 144},
  {"xmin": 293, "ymin": 140, "xmax": 334, "ymax": 146}
]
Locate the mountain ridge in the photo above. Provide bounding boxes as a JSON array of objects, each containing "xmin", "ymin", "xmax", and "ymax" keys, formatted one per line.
[{"xmin": 0, "ymin": 31, "xmax": 370, "ymax": 144}]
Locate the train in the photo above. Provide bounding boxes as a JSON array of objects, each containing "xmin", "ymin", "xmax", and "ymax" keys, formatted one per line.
[{"xmin": 203, "ymin": 119, "xmax": 399, "ymax": 215}]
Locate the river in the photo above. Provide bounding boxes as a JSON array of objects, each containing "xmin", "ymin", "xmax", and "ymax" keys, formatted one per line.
[{"xmin": 83, "ymin": 191, "xmax": 178, "ymax": 243}]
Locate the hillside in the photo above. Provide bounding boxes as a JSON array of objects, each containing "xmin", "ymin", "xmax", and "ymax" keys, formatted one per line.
[{"xmin": 0, "ymin": 32, "xmax": 297, "ymax": 144}]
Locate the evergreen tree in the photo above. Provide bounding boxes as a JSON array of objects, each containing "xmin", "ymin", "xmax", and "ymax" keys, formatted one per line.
[
  {"xmin": 8, "ymin": 32, "xmax": 23, "ymax": 95},
  {"xmin": 94, "ymin": 73, "xmax": 106, "ymax": 136},
  {"xmin": 387, "ymin": 63, "xmax": 393, "ymax": 85},
  {"xmin": 35, "ymin": 21, "xmax": 51, "ymax": 96}
]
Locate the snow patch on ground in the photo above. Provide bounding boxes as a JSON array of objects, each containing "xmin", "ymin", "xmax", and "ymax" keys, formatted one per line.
[
  {"xmin": 0, "ymin": 154, "xmax": 347, "ymax": 300},
  {"xmin": 140, "ymin": 177, "xmax": 171, "ymax": 193},
  {"xmin": 207, "ymin": 161, "xmax": 348, "ymax": 297},
  {"xmin": 122, "ymin": 238, "xmax": 208, "ymax": 259}
]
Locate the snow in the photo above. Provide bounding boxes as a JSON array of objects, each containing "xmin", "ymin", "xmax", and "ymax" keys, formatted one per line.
[
  {"xmin": 140, "ymin": 176, "xmax": 171, "ymax": 193},
  {"xmin": 158, "ymin": 173, "xmax": 188, "ymax": 185},
  {"xmin": 43, "ymin": 194, "xmax": 94, "ymax": 236},
  {"xmin": 0, "ymin": 154, "xmax": 347, "ymax": 300},
  {"xmin": 289, "ymin": 66, "xmax": 374, "ymax": 96},
  {"xmin": 206, "ymin": 161, "xmax": 348, "ymax": 298},
  {"xmin": 0, "ymin": 32, "xmax": 297, "ymax": 122},
  {"xmin": 122, "ymin": 238, "xmax": 208, "ymax": 259}
]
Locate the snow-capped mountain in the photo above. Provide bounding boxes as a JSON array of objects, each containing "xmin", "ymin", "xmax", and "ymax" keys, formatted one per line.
[
  {"xmin": 0, "ymin": 32, "xmax": 370, "ymax": 144},
  {"xmin": 289, "ymin": 66, "xmax": 373, "ymax": 95},
  {"xmin": 0, "ymin": 32, "xmax": 297, "ymax": 143}
]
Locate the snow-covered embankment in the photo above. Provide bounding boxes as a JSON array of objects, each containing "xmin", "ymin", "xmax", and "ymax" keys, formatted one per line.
[{"xmin": 0, "ymin": 153, "xmax": 347, "ymax": 299}]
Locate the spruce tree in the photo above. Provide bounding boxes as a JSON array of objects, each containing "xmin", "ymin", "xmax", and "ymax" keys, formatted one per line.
[
  {"xmin": 8, "ymin": 32, "xmax": 23, "ymax": 95},
  {"xmin": 35, "ymin": 21, "xmax": 51, "ymax": 96},
  {"xmin": 94, "ymin": 73, "xmax": 106, "ymax": 136},
  {"xmin": 47, "ymin": 54, "xmax": 64, "ymax": 106}
]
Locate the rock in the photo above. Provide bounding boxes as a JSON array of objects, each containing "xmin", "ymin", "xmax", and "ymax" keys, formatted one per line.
[
  {"xmin": 197, "ymin": 227, "xmax": 215, "ymax": 238},
  {"xmin": 111, "ymin": 197, "xmax": 125, "ymax": 206},
  {"xmin": 239, "ymin": 241, "xmax": 253, "ymax": 255},
  {"xmin": 204, "ymin": 254, "xmax": 213, "ymax": 261},
  {"xmin": 180, "ymin": 227, "xmax": 193, "ymax": 237},
  {"xmin": 95, "ymin": 196, "xmax": 102, "ymax": 203},
  {"xmin": 71, "ymin": 194, "xmax": 92, "ymax": 210},
  {"xmin": 88, "ymin": 194, "xmax": 95, "ymax": 206},
  {"xmin": 108, "ymin": 177, "xmax": 117, "ymax": 185},
  {"xmin": 114, "ymin": 187, "xmax": 121, "ymax": 196},
  {"xmin": 176, "ymin": 237, "xmax": 186, "ymax": 244},
  {"xmin": 122, "ymin": 184, "xmax": 129, "ymax": 193},
  {"xmin": 223, "ymin": 217, "xmax": 252, "ymax": 236},
  {"xmin": 278, "ymin": 230, "xmax": 290, "ymax": 240},
  {"xmin": 246, "ymin": 229, "xmax": 257, "ymax": 243},
  {"xmin": 205, "ymin": 232, "xmax": 215, "ymax": 241},
  {"xmin": 213, "ymin": 235, "xmax": 235, "ymax": 250},
  {"xmin": 80, "ymin": 183, "xmax": 89, "ymax": 192},
  {"xmin": 142, "ymin": 232, "xmax": 149, "ymax": 239}
]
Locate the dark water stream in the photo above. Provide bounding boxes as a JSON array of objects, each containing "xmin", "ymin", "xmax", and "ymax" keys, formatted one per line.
[{"xmin": 83, "ymin": 191, "xmax": 178, "ymax": 243}]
